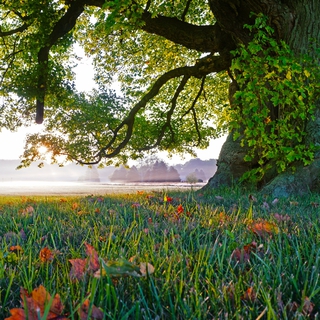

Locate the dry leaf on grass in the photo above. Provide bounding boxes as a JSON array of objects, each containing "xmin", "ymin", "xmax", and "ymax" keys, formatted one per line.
[
  {"xmin": 69, "ymin": 242, "xmax": 155, "ymax": 280},
  {"xmin": 5, "ymin": 285, "xmax": 67, "ymax": 320},
  {"xmin": 79, "ymin": 299, "xmax": 104, "ymax": 320},
  {"xmin": 249, "ymin": 220, "xmax": 279, "ymax": 237}
]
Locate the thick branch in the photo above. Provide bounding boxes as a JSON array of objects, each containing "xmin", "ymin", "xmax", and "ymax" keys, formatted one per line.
[
  {"xmin": 77, "ymin": 54, "xmax": 230, "ymax": 164},
  {"xmin": 0, "ymin": 24, "xmax": 28, "ymax": 36},
  {"xmin": 141, "ymin": 11, "xmax": 235, "ymax": 53},
  {"xmin": 82, "ymin": 0, "xmax": 235, "ymax": 53}
]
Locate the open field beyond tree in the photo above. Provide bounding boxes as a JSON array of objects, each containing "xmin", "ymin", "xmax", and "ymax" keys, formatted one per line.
[{"xmin": 0, "ymin": 188, "xmax": 320, "ymax": 319}]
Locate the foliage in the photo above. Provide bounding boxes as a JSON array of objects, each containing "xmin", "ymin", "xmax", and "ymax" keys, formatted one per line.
[
  {"xmin": 1, "ymin": 189, "xmax": 320, "ymax": 318},
  {"xmin": 0, "ymin": 0, "xmax": 229, "ymax": 167},
  {"xmin": 230, "ymin": 14, "xmax": 320, "ymax": 182}
]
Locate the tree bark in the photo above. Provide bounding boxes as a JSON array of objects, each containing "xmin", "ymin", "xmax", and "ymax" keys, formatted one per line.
[{"xmin": 204, "ymin": 0, "xmax": 320, "ymax": 197}]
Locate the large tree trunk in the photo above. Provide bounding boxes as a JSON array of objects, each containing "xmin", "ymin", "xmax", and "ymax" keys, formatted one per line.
[{"xmin": 204, "ymin": 0, "xmax": 320, "ymax": 197}]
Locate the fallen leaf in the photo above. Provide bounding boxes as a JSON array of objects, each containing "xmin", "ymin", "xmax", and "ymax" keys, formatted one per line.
[
  {"xmin": 20, "ymin": 205, "xmax": 34, "ymax": 215},
  {"xmin": 5, "ymin": 285, "xmax": 67, "ymax": 320},
  {"xmin": 249, "ymin": 220, "xmax": 279, "ymax": 237},
  {"xmin": 72, "ymin": 202, "xmax": 80, "ymax": 210},
  {"xmin": 84, "ymin": 242, "xmax": 100, "ymax": 272},
  {"xmin": 39, "ymin": 247, "xmax": 53, "ymax": 263},
  {"xmin": 274, "ymin": 213, "xmax": 290, "ymax": 223},
  {"xmin": 69, "ymin": 258, "xmax": 88, "ymax": 280},
  {"xmin": 131, "ymin": 203, "xmax": 141, "ymax": 208},
  {"xmin": 241, "ymin": 287, "xmax": 257, "ymax": 302},
  {"xmin": 302, "ymin": 297, "xmax": 315, "ymax": 315},
  {"xmin": 231, "ymin": 241, "xmax": 257, "ymax": 263},
  {"xmin": 79, "ymin": 299, "xmax": 104, "ymax": 320},
  {"xmin": 9, "ymin": 245, "xmax": 23, "ymax": 253},
  {"xmin": 139, "ymin": 262, "xmax": 155, "ymax": 276},
  {"xmin": 311, "ymin": 202, "xmax": 319, "ymax": 208},
  {"xmin": 20, "ymin": 229, "xmax": 27, "ymax": 242},
  {"xmin": 177, "ymin": 204, "xmax": 184, "ymax": 214}
]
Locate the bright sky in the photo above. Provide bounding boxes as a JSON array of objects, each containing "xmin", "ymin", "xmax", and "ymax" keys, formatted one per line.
[{"xmin": 0, "ymin": 47, "xmax": 226, "ymax": 163}]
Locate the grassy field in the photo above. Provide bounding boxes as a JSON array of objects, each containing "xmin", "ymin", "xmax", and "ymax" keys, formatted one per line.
[{"xmin": 0, "ymin": 188, "xmax": 319, "ymax": 319}]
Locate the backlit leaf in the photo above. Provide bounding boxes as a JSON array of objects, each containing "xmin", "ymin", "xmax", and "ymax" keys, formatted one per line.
[
  {"xmin": 249, "ymin": 220, "xmax": 279, "ymax": 237},
  {"xmin": 5, "ymin": 285, "xmax": 67, "ymax": 320}
]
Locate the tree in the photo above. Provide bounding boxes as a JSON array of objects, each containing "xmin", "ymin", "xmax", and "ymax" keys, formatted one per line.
[
  {"xmin": 145, "ymin": 160, "xmax": 170, "ymax": 182},
  {"xmin": 167, "ymin": 166, "xmax": 181, "ymax": 182},
  {"xmin": 81, "ymin": 165, "xmax": 100, "ymax": 182},
  {"xmin": 1, "ymin": 1, "xmax": 320, "ymax": 196},
  {"xmin": 109, "ymin": 165, "xmax": 128, "ymax": 182},
  {"xmin": 126, "ymin": 165, "xmax": 140, "ymax": 182}
]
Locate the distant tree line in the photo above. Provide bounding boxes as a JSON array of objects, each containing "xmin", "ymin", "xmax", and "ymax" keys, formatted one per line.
[{"xmin": 110, "ymin": 161, "xmax": 181, "ymax": 183}]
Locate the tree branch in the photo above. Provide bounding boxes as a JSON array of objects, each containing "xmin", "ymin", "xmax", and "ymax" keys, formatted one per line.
[
  {"xmin": 36, "ymin": 0, "xmax": 87, "ymax": 124},
  {"xmin": 181, "ymin": 0, "xmax": 192, "ymax": 22},
  {"xmin": 180, "ymin": 76, "xmax": 206, "ymax": 145},
  {"xmin": 141, "ymin": 11, "xmax": 235, "ymax": 53},
  {"xmin": 0, "ymin": 24, "xmax": 29, "ymax": 36},
  {"xmin": 77, "ymin": 54, "xmax": 230, "ymax": 164},
  {"xmin": 139, "ymin": 75, "xmax": 190, "ymax": 152}
]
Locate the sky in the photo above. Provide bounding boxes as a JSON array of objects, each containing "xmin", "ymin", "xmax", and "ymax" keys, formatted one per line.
[{"xmin": 0, "ymin": 47, "xmax": 226, "ymax": 164}]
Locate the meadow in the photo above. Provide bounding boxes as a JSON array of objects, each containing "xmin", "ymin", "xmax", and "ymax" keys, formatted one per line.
[{"xmin": 0, "ymin": 187, "xmax": 319, "ymax": 319}]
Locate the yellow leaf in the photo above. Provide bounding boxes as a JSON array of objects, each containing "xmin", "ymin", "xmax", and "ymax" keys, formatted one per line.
[
  {"xmin": 286, "ymin": 71, "xmax": 292, "ymax": 80},
  {"xmin": 304, "ymin": 69, "xmax": 311, "ymax": 78}
]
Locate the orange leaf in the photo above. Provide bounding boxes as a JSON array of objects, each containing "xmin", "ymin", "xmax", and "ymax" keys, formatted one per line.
[
  {"xmin": 5, "ymin": 285, "xmax": 67, "ymax": 320},
  {"xmin": 249, "ymin": 220, "xmax": 279, "ymax": 237},
  {"xmin": 9, "ymin": 245, "xmax": 23, "ymax": 253},
  {"xmin": 39, "ymin": 247, "xmax": 53, "ymax": 263},
  {"xmin": 72, "ymin": 202, "xmax": 79, "ymax": 210},
  {"xmin": 5, "ymin": 308, "xmax": 26, "ymax": 320},
  {"xmin": 241, "ymin": 287, "xmax": 257, "ymax": 302},
  {"xmin": 79, "ymin": 299, "xmax": 104, "ymax": 320}
]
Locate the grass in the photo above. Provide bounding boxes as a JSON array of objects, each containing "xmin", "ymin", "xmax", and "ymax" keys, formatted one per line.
[{"xmin": 0, "ymin": 188, "xmax": 320, "ymax": 319}]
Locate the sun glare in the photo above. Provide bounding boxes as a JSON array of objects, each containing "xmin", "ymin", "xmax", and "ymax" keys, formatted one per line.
[
  {"xmin": 38, "ymin": 145, "xmax": 52, "ymax": 163},
  {"xmin": 38, "ymin": 145, "xmax": 48, "ymax": 155}
]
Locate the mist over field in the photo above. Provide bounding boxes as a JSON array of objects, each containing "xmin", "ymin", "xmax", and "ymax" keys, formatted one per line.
[{"xmin": 0, "ymin": 159, "xmax": 216, "ymax": 195}]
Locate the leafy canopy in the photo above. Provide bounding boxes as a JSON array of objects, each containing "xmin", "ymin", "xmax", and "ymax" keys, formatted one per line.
[{"xmin": 0, "ymin": 0, "xmax": 229, "ymax": 167}]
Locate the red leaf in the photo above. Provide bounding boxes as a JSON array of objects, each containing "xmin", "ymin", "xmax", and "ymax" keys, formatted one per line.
[
  {"xmin": 177, "ymin": 204, "xmax": 184, "ymax": 214},
  {"xmin": 69, "ymin": 243, "xmax": 100, "ymax": 280},
  {"xmin": 84, "ymin": 243, "xmax": 100, "ymax": 272},
  {"xmin": 231, "ymin": 241, "xmax": 257, "ymax": 263},
  {"xmin": 69, "ymin": 258, "xmax": 88, "ymax": 280},
  {"xmin": 79, "ymin": 299, "xmax": 104, "ymax": 320}
]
